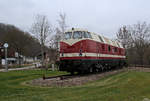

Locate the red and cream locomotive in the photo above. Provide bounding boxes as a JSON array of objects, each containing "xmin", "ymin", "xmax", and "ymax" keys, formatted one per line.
[{"xmin": 59, "ymin": 28, "xmax": 126, "ymax": 74}]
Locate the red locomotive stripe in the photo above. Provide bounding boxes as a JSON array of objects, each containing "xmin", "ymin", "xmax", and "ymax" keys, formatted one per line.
[
  {"xmin": 60, "ymin": 39, "xmax": 125, "ymax": 56},
  {"xmin": 60, "ymin": 57, "xmax": 125, "ymax": 60}
]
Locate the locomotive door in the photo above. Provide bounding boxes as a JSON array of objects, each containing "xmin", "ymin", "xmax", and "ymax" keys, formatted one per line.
[
  {"xmin": 96, "ymin": 42, "xmax": 102, "ymax": 71},
  {"xmin": 96, "ymin": 42, "xmax": 100, "ymax": 59}
]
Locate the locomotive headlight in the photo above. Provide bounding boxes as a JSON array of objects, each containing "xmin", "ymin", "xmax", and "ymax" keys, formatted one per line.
[{"xmin": 79, "ymin": 49, "xmax": 82, "ymax": 56}]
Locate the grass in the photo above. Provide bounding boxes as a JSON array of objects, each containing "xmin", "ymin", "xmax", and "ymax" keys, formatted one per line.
[
  {"xmin": 0, "ymin": 64, "xmax": 34, "ymax": 69},
  {"xmin": 8, "ymin": 64, "xmax": 34, "ymax": 68},
  {"xmin": 0, "ymin": 69, "xmax": 150, "ymax": 101}
]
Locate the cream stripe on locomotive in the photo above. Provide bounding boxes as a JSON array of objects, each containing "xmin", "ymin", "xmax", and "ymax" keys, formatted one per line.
[
  {"xmin": 61, "ymin": 39, "xmax": 83, "ymax": 46},
  {"xmin": 60, "ymin": 53, "xmax": 126, "ymax": 58},
  {"xmin": 61, "ymin": 38, "xmax": 123, "ymax": 49}
]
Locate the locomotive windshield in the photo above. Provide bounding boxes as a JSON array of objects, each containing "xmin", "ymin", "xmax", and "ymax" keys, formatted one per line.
[
  {"xmin": 87, "ymin": 32, "xmax": 92, "ymax": 38},
  {"xmin": 73, "ymin": 31, "xmax": 82, "ymax": 39},
  {"xmin": 83, "ymin": 32, "xmax": 92, "ymax": 38},
  {"xmin": 65, "ymin": 32, "xmax": 72, "ymax": 39},
  {"xmin": 83, "ymin": 32, "xmax": 89, "ymax": 38},
  {"xmin": 65, "ymin": 31, "xmax": 92, "ymax": 39},
  {"xmin": 73, "ymin": 31, "xmax": 92, "ymax": 39}
]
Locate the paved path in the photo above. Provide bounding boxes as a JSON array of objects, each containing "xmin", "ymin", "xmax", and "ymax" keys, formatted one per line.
[{"xmin": 0, "ymin": 65, "xmax": 36, "ymax": 72}]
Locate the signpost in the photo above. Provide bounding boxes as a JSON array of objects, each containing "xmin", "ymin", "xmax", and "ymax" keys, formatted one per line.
[{"xmin": 4, "ymin": 43, "xmax": 8, "ymax": 72}]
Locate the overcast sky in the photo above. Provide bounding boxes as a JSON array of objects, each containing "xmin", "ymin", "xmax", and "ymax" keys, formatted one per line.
[{"xmin": 0, "ymin": 0, "xmax": 150, "ymax": 38}]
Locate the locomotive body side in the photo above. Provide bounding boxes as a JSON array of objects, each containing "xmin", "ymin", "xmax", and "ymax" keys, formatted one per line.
[{"xmin": 59, "ymin": 28, "xmax": 126, "ymax": 74}]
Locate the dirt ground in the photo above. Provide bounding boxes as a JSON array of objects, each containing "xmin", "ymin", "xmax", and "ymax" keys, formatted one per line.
[{"xmin": 29, "ymin": 67, "xmax": 150, "ymax": 87}]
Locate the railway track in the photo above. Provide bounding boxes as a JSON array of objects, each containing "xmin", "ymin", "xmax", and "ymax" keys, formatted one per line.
[
  {"xmin": 31, "ymin": 68, "xmax": 127, "ymax": 87},
  {"xmin": 43, "ymin": 72, "xmax": 96, "ymax": 80},
  {"xmin": 43, "ymin": 74, "xmax": 80, "ymax": 80},
  {"xmin": 43, "ymin": 69, "xmax": 117, "ymax": 80}
]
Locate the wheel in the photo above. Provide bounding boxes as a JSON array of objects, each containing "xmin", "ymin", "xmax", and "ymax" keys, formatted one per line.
[
  {"xmin": 89, "ymin": 67, "xmax": 93, "ymax": 73},
  {"xmin": 71, "ymin": 71, "xmax": 74, "ymax": 75}
]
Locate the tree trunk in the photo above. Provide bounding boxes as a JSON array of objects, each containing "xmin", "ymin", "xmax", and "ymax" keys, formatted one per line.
[
  {"xmin": 19, "ymin": 56, "xmax": 21, "ymax": 66},
  {"xmin": 0, "ymin": 56, "xmax": 1, "ymax": 64},
  {"xmin": 18, "ymin": 50, "xmax": 22, "ymax": 67},
  {"xmin": 140, "ymin": 55, "xmax": 143, "ymax": 66},
  {"xmin": 41, "ymin": 44, "xmax": 44, "ymax": 68}
]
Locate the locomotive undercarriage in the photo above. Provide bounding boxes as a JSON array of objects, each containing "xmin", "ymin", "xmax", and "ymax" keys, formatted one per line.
[{"xmin": 59, "ymin": 59, "xmax": 126, "ymax": 74}]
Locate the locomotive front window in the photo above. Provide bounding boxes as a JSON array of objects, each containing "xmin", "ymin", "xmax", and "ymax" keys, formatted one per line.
[
  {"xmin": 83, "ymin": 32, "xmax": 89, "ymax": 38},
  {"xmin": 65, "ymin": 32, "xmax": 72, "ymax": 39},
  {"xmin": 73, "ymin": 31, "xmax": 82, "ymax": 39},
  {"xmin": 87, "ymin": 32, "xmax": 92, "ymax": 38}
]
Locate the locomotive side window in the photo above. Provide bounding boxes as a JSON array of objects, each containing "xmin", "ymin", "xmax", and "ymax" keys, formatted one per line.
[
  {"xmin": 108, "ymin": 46, "xmax": 111, "ymax": 52},
  {"xmin": 73, "ymin": 31, "xmax": 82, "ymax": 39},
  {"xmin": 98, "ymin": 35, "xmax": 104, "ymax": 42},
  {"xmin": 117, "ymin": 42, "xmax": 120, "ymax": 47},
  {"xmin": 65, "ymin": 32, "xmax": 72, "ymax": 39}
]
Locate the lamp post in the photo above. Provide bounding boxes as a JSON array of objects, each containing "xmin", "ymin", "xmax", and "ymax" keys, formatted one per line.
[{"xmin": 3, "ymin": 43, "xmax": 9, "ymax": 72}]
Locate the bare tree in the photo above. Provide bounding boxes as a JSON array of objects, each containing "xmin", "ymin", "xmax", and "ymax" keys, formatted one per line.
[
  {"xmin": 49, "ymin": 13, "xmax": 68, "ymax": 62},
  {"xmin": 116, "ymin": 26, "xmax": 133, "ymax": 49},
  {"xmin": 116, "ymin": 22, "xmax": 150, "ymax": 66},
  {"xmin": 130, "ymin": 22, "xmax": 150, "ymax": 65},
  {"xmin": 57, "ymin": 13, "xmax": 67, "ymax": 39},
  {"xmin": 55, "ymin": 13, "xmax": 68, "ymax": 49},
  {"xmin": 49, "ymin": 35, "xmax": 57, "ymax": 49},
  {"xmin": 31, "ymin": 14, "xmax": 52, "ymax": 68}
]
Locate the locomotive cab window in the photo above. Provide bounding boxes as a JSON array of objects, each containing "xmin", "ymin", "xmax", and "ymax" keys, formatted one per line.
[
  {"xmin": 73, "ymin": 31, "xmax": 82, "ymax": 39},
  {"xmin": 65, "ymin": 32, "xmax": 72, "ymax": 39},
  {"xmin": 108, "ymin": 46, "xmax": 111, "ymax": 52}
]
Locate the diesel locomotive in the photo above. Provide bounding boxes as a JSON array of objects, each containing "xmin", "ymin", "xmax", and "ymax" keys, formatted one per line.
[{"xmin": 59, "ymin": 28, "xmax": 126, "ymax": 74}]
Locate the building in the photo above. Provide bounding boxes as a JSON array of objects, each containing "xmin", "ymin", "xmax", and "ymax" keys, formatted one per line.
[
  {"xmin": 0, "ymin": 43, "xmax": 18, "ymax": 66},
  {"xmin": 0, "ymin": 43, "xmax": 2, "ymax": 67}
]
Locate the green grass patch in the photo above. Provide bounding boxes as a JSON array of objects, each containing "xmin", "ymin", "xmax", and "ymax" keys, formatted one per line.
[
  {"xmin": 8, "ymin": 64, "xmax": 34, "ymax": 68},
  {"xmin": 0, "ymin": 70, "xmax": 150, "ymax": 101}
]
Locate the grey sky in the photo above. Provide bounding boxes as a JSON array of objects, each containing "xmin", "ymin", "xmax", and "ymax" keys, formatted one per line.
[{"xmin": 0, "ymin": 0, "xmax": 150, "ymax": 38}]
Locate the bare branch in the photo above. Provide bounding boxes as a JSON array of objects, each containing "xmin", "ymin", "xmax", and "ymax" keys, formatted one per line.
[{"xmin": 31, "ymin": 14, "xmax": 53, "ymax": 68}]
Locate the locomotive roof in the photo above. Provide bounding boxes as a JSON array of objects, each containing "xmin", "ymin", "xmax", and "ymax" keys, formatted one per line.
[
  {"xmin": 65, "ymin": 28, "xmax": 124, "ymax": 48},
  {"xmin": 65, "ymin": 28, "xmax": 89, "ymax": 32}
]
